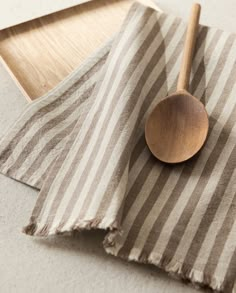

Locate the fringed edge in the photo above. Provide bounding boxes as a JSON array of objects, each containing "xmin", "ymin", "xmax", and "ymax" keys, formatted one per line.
[
  {"xmin": 103, "ymin": 229, "xmax": 122, "ymax": 249},
  {"xmin": 22, "ymin": 222, "xmax": 37, "ymax": 235},
  {"xmin": 104, "ymin": 238, "xmax": 230, "ymax": 293},
  {"xmin": 23, "ymin": 221, "xmax": 235, "ymax": 292},
  {"xmin": 22, "ymin": 217, "xmax": 120, "ymax": 237}
]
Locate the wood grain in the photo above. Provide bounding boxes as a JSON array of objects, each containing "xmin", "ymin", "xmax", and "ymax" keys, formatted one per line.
[
  {"xmin": 177, "ymin": 3, "xmax": 201, "ymax": 91},
  {"xmin": 145, "ymin": 92, "xmax": 209, "ymax": 163},
  {"xmin": 0, "ymin": 0, "xmax": 157, "ymax": 100},
  {"xmin": 145, "ymin": 3, "xmax": 209, "ymax": 163}
]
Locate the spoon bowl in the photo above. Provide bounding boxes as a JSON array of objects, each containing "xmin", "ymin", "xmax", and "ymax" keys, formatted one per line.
[
  {"xmin": 145, "ymin": 3, "xmax": 208, "ymax": 163},
  {"xmin": 145, "ymin": 91, "xmax": 209, "ymax": 163}
]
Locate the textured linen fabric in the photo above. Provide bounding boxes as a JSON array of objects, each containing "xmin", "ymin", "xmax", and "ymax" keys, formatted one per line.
[{"xmin": 0, "ymin": 3, "xmax": 235, "ymax": 292}]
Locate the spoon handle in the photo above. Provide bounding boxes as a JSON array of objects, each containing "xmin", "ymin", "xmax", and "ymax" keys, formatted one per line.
[{"xmin": 177, "ymin": 3, "xmax": 201, "ymax": 92}]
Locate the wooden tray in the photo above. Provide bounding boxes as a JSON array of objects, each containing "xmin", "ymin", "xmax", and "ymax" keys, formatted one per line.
[{"xmin": 0, "ymin": 0, "xmax": 157, "ymax": 101}]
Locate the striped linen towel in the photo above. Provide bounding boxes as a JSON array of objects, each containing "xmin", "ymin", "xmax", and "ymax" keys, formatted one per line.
[{"xmin": 0, "ymin": 2, "xmax": 235, "ymax": 292}]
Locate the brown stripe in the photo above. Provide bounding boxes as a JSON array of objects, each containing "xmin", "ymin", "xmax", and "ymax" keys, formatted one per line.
[
  {"xmin": 26, "ymin": 155, "xmax": 68, "ymax": 224},
  {"xmin": 34, "ymin": 158, "xmax": 56, "ymax": 189},
  {"xmin": 137, "ymin": 30, "xmax": 232, "ymax": 258},
  {"xmin": 118, "ymin": 165, "xmax": 172, "ymax": 256},
  {"xmin": 73, "ymin": 14, "xmax": 175, "ymax": 221},
  {"xmin": 141, "ymin": 86, "xmax": 236, "ymax": 261},
  {"xmin": 128, "ymin": 25, "xmax": 207, "ymax": 171},
  {"xmin": 20, "ymin": 87, "xmax": 95, "ymax": 183},
  {"xmin": 128, "ymin": 73, "xmax": 179, "ymax": 171},
  {"xmin": 191, "ymin": 29, "xmax": 223, "ymax": 95},
  {"xmin": 124, "ymin": 150, "xmax": 154, "ymax": 218},
  {"xmin": 24, "ymin": 7, "xmax": 159, "ymax": 229},
  {"xmin": 202, "ymin": 33, "xmax": 235, "ymax": 104},
  {"xmin": 6, "ymin": 84, "xmax": 96, "ymax": 175},
  {"xmin": 118, "ymin": 29, "xmax": 224, "ymax": 257},
  {"xmin": 182, "ymin": 144, "xmax": 236, "ymax": 268},
  {"xmin": 124, "ymin": 78, "xmax": 178, "ymax": 215},
  {"xmin": 159, "ymin": 60, "xmax": 236, "ymax": 263},
  {"xmin": 24, "ymin": 96, "xmax": 93, "ymax": 224},
  {"xmin": 222, "ymin": 249, "xmax": 236, "ymax": 292},
  {"xmin": 24, "ymin": 154, "xmax": 60, "ymax": 227},
  {"xmin": 57, "ymin": 12, "xmax": 170, "ymax": 228},
  {"xmin": 0, "ymin": 53, "xmax": 107, "ymax": 166},
  {"xmin": 129, "ymin": 135, "xmax": 148, "ymax": 170},
  {"xmin": 33, "ymin": 97, "xmax": 93, "ymax": 190},
  {"xmin": 204, "ymin": 191, "xmax": 236, "ymax": 279},
  {"xmin": 79, "ymin": 18, "xmax": 184, "ymax": 222},
  {"xmin": 39, "ymin": 7, "xmax": 157, "ymax": 229},
  {"xmin": 114, "ymin": 26, "xmax": 210, "ymax": 248},
  {"xmin": 21, "ymin": 120, "xmax": 77, "ymax": 183}
]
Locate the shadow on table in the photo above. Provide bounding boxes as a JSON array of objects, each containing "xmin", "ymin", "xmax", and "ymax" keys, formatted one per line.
[{"xmin": 35, "ymin": 230, "xmax": 210, "ymax": 292}]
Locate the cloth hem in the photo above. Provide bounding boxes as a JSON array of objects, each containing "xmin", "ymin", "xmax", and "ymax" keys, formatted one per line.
[
  {"xmin": 104, "ymin": 242, "xmax": 230, "ymax": 292},
  {"xmin": 23, "ymin": 217, "xmax": 120, "ymax": 237}
]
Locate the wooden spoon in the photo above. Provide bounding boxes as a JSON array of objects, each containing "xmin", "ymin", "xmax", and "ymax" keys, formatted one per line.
[{"xmin": 145, "ymin": 3, "xmax": 209, "ymax": 164}]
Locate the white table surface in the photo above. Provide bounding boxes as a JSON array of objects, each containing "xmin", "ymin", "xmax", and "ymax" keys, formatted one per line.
[
  {"xmin": 0, "ymin": 0, "xmax": 92, "ymax": 30},
  {"xmin": 1, "ymin": 1, "xmax": 236, "ymax": 292}
]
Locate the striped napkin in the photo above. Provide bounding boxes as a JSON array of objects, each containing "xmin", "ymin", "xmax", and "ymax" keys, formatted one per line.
[{"xmin": 0, "ymin": 3, "xmax": 235, "ymax": 292}]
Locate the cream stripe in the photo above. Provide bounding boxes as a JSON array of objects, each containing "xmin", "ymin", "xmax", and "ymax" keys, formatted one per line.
[
  {"xmin": 26, "ymin": 99, "xmax": 92, "ymax": 185},
  {"xmin": 114, "ymin": 164, "xmax": 163, "ymax": 240},
  {"xmin": 127, "ymin": 148, "xmax": 151, "ymax": 193},
  {"xmin": 119, "ymin": 64, "xmax": 181, "ymax": 193},
  {"xmin": 213, "ymin": 217, "xmax": 236, "ymax": 284},
  {"xmin": 121, "ymin": 64, "xmax": 180, "ymax": 193},
  {"xmin": 118, "ymin": 36, "xmax": 232, "ymax": 257},
  {"xmin": 100, "ymin": 165, "xmax": 129, "ymax": 227},
  {"xmin": 35, "ymin": 8, "xmax": 156, "ymax": 228},
  {"xmin": 45, "ymin": 12, "xmax": 168, "ymax": 228},
  {"xmin": 115, "ymin": 27, "xmax": 214, "ymax": 195},
  {"xmin": 12, "ymin": 97, "xmax": 92, "ymax": 176},
  {"xmin": 27, "ymin": 136, "xmax": 68, "ymax": 186},
  {"xmin": 105, "ymin": 59, "xmax": 186, "ymax": 254},
  {"xmin": 58, "ymin": 13, "xmax": 167, "ymax": 198},
  {"xmin": 203, "ymin": 36, "xmax": 236, "ymax": 110},
  {"xmin": 98, "ymin": 68, "xmax": 182, "ymax": 227},
  {"xmin": 1, "ymin": 71, "xmax": 99, "ymax": 173},
  {"xmin": 68, "ymin": 17, "xmax": 181, "ymax": 219},
  {"xmin": 110, "ymin": 167, "xmax": 180, "ymax": 256},
  {"xmin": 193, "ymin": 168, "xmax": 236, "ymax": 272},
  {"xmin": 129, "ymin": 90, "xmax": 236, "ymax": 260},
  {"xmin": 166, "ymin": 124, "xmax": 236, "ymax": 267},
  {"xmin": 149, "ymin": 86, "xmax": 236, "ymax": 258},
  {"xmin": 104, "ymin": 53, "xmax": 185, "ymax": 228},
  {"xmin": 152, "ymin": 34, "xmax": 236, "ymax": 264},
  {"xmin": 107, "ymin": 28, "xmax": 218, "ymax": 254},
  {"xmin": 129, "ymin": 33, "xmax": 232, "ymax": 256},
  {"xmin": 192, "ymin": 32, "xmax": 230, "ymax": 99},
  {"xmin": 93, "ymin": 164, "xmax": 129, "ymax": 229},
  {"xmin": 59, "ymin": 19, "xmax": 185, "ymax": 231},
  {"xmin": 86, "ymin": 5, "xmax": 151, "ymax": 113},
  {"xmin": 51, "ymin": 15, "xmax": 174, "ymax": 232}
]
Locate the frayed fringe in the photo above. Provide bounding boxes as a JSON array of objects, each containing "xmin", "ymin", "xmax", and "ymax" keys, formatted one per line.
[
  {"xmin": 22, "ymin": 223, "xmax": 37, "ymax": 235},
  {"xmin": 23, "ymin": 221, "xmax": 235, "ymax": 292},
  {"xmin": 104, "ymin": 241, "xmax": 232, "ymax": 293},
  {"xmin": 22, "ymin": 217, "xmax": 120, "ymax": 237},
  {"xmin": 103, "ymin": 229, "xmax": 123, "ymax": 248}
]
